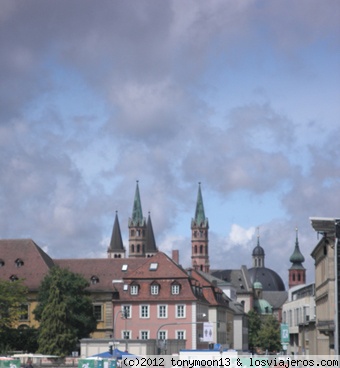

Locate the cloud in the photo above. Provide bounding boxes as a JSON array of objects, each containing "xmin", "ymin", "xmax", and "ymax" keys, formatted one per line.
[{"xmin": 0, "ymin": 0, "xmax": 338, "ymax": 289}]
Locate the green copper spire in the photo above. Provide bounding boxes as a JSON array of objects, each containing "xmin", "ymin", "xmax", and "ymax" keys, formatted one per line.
[
  {"xmin": 193, "ymin": 182, "xmax": 208, "ymax": 227},
  {"xmin": 290, "ymin": 228, "xmax": 305, "ymax": 267},
  {"xmin": 130, "ymin": 181, "xmax": 144, "ymax": 226}
]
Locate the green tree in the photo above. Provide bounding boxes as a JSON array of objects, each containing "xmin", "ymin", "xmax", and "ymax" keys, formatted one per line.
[
  {"xmin": 0, "ymin": 279, "xmax": 28, "ymax": 332},
  {"xmin": 247, "ymin": 309, "xmax": 262, "ymax": 352},
  {"xmin": 34, "ymin": 266, "xmax": 97, "ymax": 356},
  {"xmin": 0, "ymin": 327, "xmax": 39, "ymax": 353},
  {"xmin": 256, "ymin": 314, "xmax": 281, "ymax": 352}
]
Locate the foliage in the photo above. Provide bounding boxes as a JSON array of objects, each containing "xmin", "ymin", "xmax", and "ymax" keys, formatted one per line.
[
  {"xmin": 0, "ymin": 327, "xmax": 39, "ymax": 353},
  {"xmin": 247, "ymin": 309, "xmax": 262, "ymax": 352},
  {"xmin": 35, "ymin": 266, "xmax": 97, "ymax": 356},
  {"xmin": 256, "ymin": 314, "xmax": 281, "ymax": 352},
  {"xmin": 0, "ymin": 279, "xmax": 28, "ymax": 332},
  {"xmin": 247, "ymin": 310, "xmax": 281, "ymax": 353}
]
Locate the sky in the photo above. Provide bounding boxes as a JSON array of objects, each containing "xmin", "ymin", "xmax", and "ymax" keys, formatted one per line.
[{"xmin": 1, "ymin": 0, "xmax": 340, "ymax": 288}]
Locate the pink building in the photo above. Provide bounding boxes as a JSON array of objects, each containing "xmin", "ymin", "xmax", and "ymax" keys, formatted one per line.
[{"xmin": 112, "ymin": 251, "xmax": 210, "ymax": 351}]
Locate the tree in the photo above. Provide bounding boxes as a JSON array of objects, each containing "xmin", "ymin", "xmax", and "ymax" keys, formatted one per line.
[
  {"xmin": 0, "ymin": 279, "xmax": 28, "ymax": 332},
  {"xmin": 256, "ymin": 314, "xmax": 281, "ymax": 352},
  {"xmin": 34, "ymin": 266, "xmax": 97, "ymax": 356},
  {"xmin": 247, "ymin": 309, "xmax": 262, "ymax": 353}
]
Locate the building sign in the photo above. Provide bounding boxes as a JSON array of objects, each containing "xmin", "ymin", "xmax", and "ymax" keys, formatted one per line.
[
  {"xmin": 203, "ymin": 322, "xmax": 214, "ymax": 342},
  {"xmin": 280, "ymin": 323, "xmax": 289, "ymax": 344}
]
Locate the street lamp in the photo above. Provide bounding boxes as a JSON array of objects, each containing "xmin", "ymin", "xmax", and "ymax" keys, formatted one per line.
[{"xmin": 156, "ymin": 314, "xmax": 209, "ymax": 354}]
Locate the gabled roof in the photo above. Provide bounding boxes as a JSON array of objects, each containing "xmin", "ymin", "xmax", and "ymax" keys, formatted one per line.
[
  {"xmin": 190, "ymin": 269, "xmax": 231, "ymax": 307},
  {"xmin": 55, "ymin": 258, "xmax": 144, "ymax": 292},
  {"xmin": 262, "ymin": 290, "xmax": 288, "ymax": 309},
  {"xmin": 0, "ymin": 239, "xmax": 55, "ymax": 290},
  {"xmin": 126, "ymin": 251, "xmax": 188, "ymax": 280},
  {"xmin": 211, "ymin": 265, "xmax": 252, "ymax": 293},
  {"xmin": 114, "ymin": 252, "xmax": 204, "ymax": 302}
]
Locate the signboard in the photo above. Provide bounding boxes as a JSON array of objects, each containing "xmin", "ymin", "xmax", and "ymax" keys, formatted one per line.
[
  {"xmin": 280, "ymin": 323, "xmax": 289, "ymax": 344},
  {"xmin": 203, "ymin": 322, "xmax": 214, "ymax": 342}
]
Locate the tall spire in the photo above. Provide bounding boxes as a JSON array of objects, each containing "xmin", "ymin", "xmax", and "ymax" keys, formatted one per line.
[
  {"xmin": 130, "ymin": 180, "xmax": 145, "ymax": 226},
  {"xmin": 145, "ymin": 212, "xmax": 158, "ymax": 256},
  {"xmin": 128, "ymin": 181, "xmax": 147, "ymax": 258},
  {"xmin": 107, "ymin": 211, "xmax": 125, "ymax": 258},
  {"xmin": 194, "ymin": 182, "xmax": 208, "ymax": 227},
  {"xmin": 191, "ymin": 182, "xmax": 210, "ymax": 273}
]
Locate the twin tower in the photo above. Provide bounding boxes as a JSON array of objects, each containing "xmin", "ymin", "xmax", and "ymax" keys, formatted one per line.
[{"xmin": 107, "ymin": 181, "xmax": 210, "ymax": 273}]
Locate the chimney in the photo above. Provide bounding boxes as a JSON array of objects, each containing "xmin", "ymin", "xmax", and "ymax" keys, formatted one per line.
[{"xmin": 172, "ymin": 249, "xmax": 179, "ymax": 264}]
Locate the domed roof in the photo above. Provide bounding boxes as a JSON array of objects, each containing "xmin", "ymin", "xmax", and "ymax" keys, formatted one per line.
[
  {"xmin": 254, "ymin": 299, "xmax": 273, "ymax": 314},
  {"xmin": 289, "ymin": 229, "xmax": 305, "ymax": 266},
  {"xmin": 252, "ymin": 243, "xmax": 265, "ymax": 256},
  {"xmin": 253, "ymin": 281, "xmax": 263, "ymax": 289},
  {"xmin": 248, "ymin": 266, "xmax": 285, "ymax": 291}
]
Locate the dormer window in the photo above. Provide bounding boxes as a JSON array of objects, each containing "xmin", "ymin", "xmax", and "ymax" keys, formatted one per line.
[
  {"xmin": 150, "ymin": 283, "xmax": 160, "ymax": 295},
  {"xmin": 149, "ymin": 262, "xmax": 158, "ymax": 271},
  {"xmin": 91, "ymin": 276, "xmax": 99, "ymax": 284},
  {"xmin": 171, "ymin": 283, "xmax": 181, "ymax": 295},
  {"xmin": 130, "ymin": 284, "xmax": 139, "ymax": 295},
  {"xmin": 15, "ymin": 259, "xmax": 24, "ymax": 267}
]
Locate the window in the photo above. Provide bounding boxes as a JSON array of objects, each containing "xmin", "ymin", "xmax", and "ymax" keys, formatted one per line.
[
  {"xmin": 151, "ymin": 284, "xmax": 159, "ymax": 295},
  {"xmin": 122, "ymin": 305, "xmax": 131, "ymax": 318},
  {"xmin": 15, "ymin": 259, "xmax": 24, "ymax": 267},
  {"xmin": 176, "ymin": 304, "xmax": 185, "ymax": 318},
  {"xmin": 171, "ymin": 284, "xmax": 180, "ymax": 295},
  {"xmin": 149, "ymin": 262, "xmax": 158, "ymax": 271},
  {"xmin": 140, "ymin": 305, "xmax": 149, "ymax": 318},
  {"xmin": 19, "ymin": 304, "xmax": 29, "ymax": 321},
  {"xmin": 0, "ymin": 259, "xmax": 4, "ymax": 267},
  {"xmin": 122, "ymin": 330, "xmax": 131, "ymax": 339},
  {"xmin": 91, "ymin": 276, "xmax": 99, "ymax": 284},
  {"xmin": 158, "ymin": 305, "xmax": 167, "ymax": 318},
  {"xmin": 140, "ymin": 331, "xmax": 149, "ymax": 340},
  {"xmin": 130, "ymin": 285, "xmax": 139, "ymax": 295},
  {"xmin": 176, "ymin": 331, "xmax": 185, "ymax": 340},
  {"xmin": 9, "ymin": 275, "xmax": 18, "ymax": 282},
  {"xmin": 122, "ymin": 264, "xmax": 128, "ymax": 271},
  {"xmin": 93, "ymin": 305, "xmax": 103, "ymax": 321},
  {"xmin": 158, "ymin": 330, "xmax": 167, "ymax": 340}
]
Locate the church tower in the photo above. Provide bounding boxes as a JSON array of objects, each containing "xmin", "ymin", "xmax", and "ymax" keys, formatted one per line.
[
  {"xmin": 191, "ymin": 183, "xmax": 210, "ymax": 273},
  {"xmin": 107, "ymin": 211, "xmax": 126, "ymax": 258},
  {"xmin": 128, "ymin": 181, "xmax": 147, "ymax": 258},
  {"xmin": 288, "ymin": 228, "xmax": 306, "ymax": 288}
]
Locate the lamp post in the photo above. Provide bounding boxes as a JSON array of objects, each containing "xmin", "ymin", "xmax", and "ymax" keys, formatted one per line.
[
  {"xmin": 156, "ymin": 314, "xmax": 212, "ymax": 354},
  {"xmin": 111, "ymin": 280, "xmax": 125, "ymax": 354}
]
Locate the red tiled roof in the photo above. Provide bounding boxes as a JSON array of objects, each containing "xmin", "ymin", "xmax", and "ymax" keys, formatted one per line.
[
  {"xmin": 54, "ymin": 258, "xmax": 145, "ymax": 292},
  {"xmin": 0, "ymin": 239, "xmax": 55, "ymax": 290}
]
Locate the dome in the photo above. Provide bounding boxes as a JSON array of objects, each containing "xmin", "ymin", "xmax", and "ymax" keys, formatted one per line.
[
  {"xmin": 252, "ymin": 244, "xmax": 265, "ymax": 256},
  {"xmin": 253, "ymin": 281, "xmax": 263, "ymax": 289},
  {"xmin": 289, "ymin": 244, "xmax": 305, "ymax": 264},
  {"xmin": 248, "ymin": 266, "xmax": 285, "ymax": 291}
]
